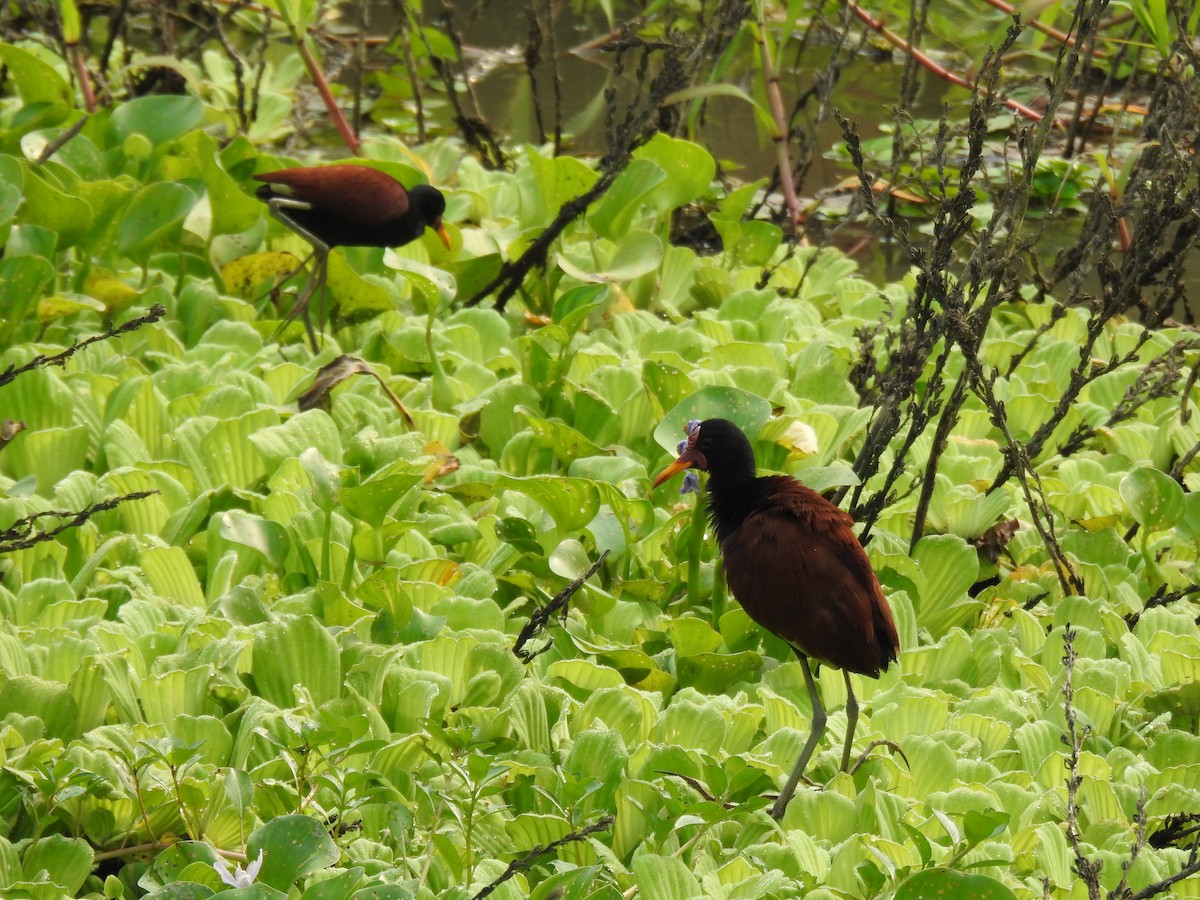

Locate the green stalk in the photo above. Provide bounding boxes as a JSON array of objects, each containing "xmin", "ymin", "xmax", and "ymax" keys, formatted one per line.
[
  {"xmin": 712, "ymin": 555, "xmax": 726, "ymax": 631},
  {"xmin": 687, "ymin": 490, "xmax": 705, "ymax": 608},
  {"xmin": 321, "ymin": 506, "xmax": 332, "ymax": 583}
]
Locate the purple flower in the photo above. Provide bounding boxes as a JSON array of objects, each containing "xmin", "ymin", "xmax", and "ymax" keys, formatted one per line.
[{"xmin": 680, "ymin": 471, "xmax": 700, "ymax": 494}]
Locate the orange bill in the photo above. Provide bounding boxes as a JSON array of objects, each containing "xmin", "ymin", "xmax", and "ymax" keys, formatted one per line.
[
  {"xmin": 434, "ymin": 220, "xmax": 452, "ymax": 250},
  {"xmin": 652, "ymin": 452, "xmax": 700, "ymax": 488}
]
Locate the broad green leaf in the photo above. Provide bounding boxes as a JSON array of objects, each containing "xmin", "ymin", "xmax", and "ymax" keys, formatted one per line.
[
  {"xmin": 182, "ymin": 130, "xmax": 262, "ymax": 237},
  {"xmin": 247, "ymin": 815, "xmax": 339, "ymax": 892},
  {"xmin": 495, "ymin": 474, "xmax": 601, "ymax": 533},
  {"xmin": 118, "ymin": 182, "xmax": 198, "ymax": 261},
  {"xmin": 547, "ymin": 659, "xmax": 626, "ymax": 694},
  {"xmin": 21, "ymin": 835, "xmax": 93, "ymax": 895},
  {"xmin": 527, "ymin": 148, "xmax": 598, "ymax": 227},
  {"xmin": 0, "ymin": 42, "xmax": 73, "ymax": 109},
  {"xmin": 632, "ymin": 133, "xmax": 716, "ymax": 212},
  {"xmin": 219, "ymin": 510, "xmax": 290, "ymax": 569},
  {"xmin": 1120, "ymin": 466, "xmax": 1185, "ymax": 531},
  {"xmin": 910, "ymin": 534, "xmax": 980, "ymax": 637},
  {"xmin": 341, "ymin": 469, "xmax": 424, "ymax": 529},
  {"xmin": 299, "ymin": 867, "xmax": 365, "ymax": 899},
  {"xmin": 324, "ymin": 252, "xmax": 394, "ymax": 320},
  {"xmin": 0, "ymin": 180, "xmax": 22, "ymax": 229},
  {"xmin": 557, "ymin": 230, "xmax": 662, "ymax": 283},
  {"xmin": 251, "ymin": 615, "xmax": 341, "ymax": 708},
  {"xmin": 108, "ymin": 95, "xmax": 204, "ymax": 147},
  {"xmin": 141, "ymin": 546, "xmax": 206, "ymax": 607},
  {"xmin": 0, "ymin": 675, "xmax": 77, "ymax": 741},
  {"xmin": 17, "ymin": 165, "xmax": 91, "ymax": 247},
  {"xmin": 250, "ymin": 410, "xmax": 343, "ymax": 474},
  {"xmin": 504, "ymin": 813, "xmax": 572, "ymax": 852},
  {"xmin": 552, "ymin": 283, "xmax": 609, "ymax": 336},
  {"xmin": 526, "ymin": 866, "xmax": 604, "ymax": 900},
  {"xmin": 223, "ymin": 249, "xmax": 304, "ymax": 300},
  {"xmin": 653, "ymin": 386, "xmax": 773, "ymax": 454},
  {"xmin": 589, "ymin": 158, "xmax": 667, "ymax": 240},
  {"xmin": 631, "ymin": 853, "xmax": 702, "ymax": 900},
  {"xmin": 895, "ymin": 867, "xmax": 1017, "ymax": 899},
  {"xmin": 519, "ymin": 406, "xmax": 606, "ymax": 464},
  {"xmin": 141, "ymin": 666, "xmax": 217, "ymax": 726},
  {"xmin": 194, "ymin": 409, "xmax": 276, "ymax": 490},
  {"xmin": 0, "ymin": 254, "xmax": 54, "ymax": 324},
  {"xmin": 676, "ymin": 650, "xmax": 761, "ymax": 693},
  {"xmin": 4, "ymin": 424, "xmax": 89, "ymax": 495}
]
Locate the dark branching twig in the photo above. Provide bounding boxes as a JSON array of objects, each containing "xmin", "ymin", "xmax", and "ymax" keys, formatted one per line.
[
  {"xmin": 1124, "ymin": 583, "xmax": 1200, "ymax": 630},
  {"xmin": 1064, "ymin": 625, "xmax": 1200, "ymax": 898},
  {"xmin": 396, "ymin": 0, "xmax": 427, "ymax": 142},
  {"xmin": 841, "ymin": 20, "xmax": 1024, "ymax": 536},
  {"xmin": 0, "ymin": 304, "xmax": 166, "ymax": 390},
  {"xmin": 524, "ymin": 0, "xmax": 547, "ymax": 145},
  {"xmin": 513, "ymin": 549, "xmax": 609, "ymax": 661},
  {"xmin": 1150, "ymin": 814, "xmax": 1200, "ymax": 850},
  {"xmin": 432, "ymin": 4, "xmax": 507, "ymax": 168},
  {"xmin": 0, "ymin": 492, "xmax": 159, "ymax": 554},
  {"xmin": 207, "ymin": 0, "xmax": 253, "ymax": 133},
  {"xmin": 35, "ymin": 114, "xmax": 89, "ymax": 165},
  {"xmin": 1058, "ymin": 340, "xmax": 1199, "ymax": 458},
  {"xmin": 1063, "ymin": 626, "xmax": 1103, "ymax": 897},
  {"xmin": 469, "ymin": 815, "xmax": 614, "ymax": 900}
]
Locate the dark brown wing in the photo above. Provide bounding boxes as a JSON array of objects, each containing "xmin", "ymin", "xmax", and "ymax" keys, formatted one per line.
[
  {"xmin": 254, "ymin": 165, "xmax": 410, "ymax": 228},
  {"xmin": 721, "ymin": 479, "xmax": 899, "ymax": 676}
]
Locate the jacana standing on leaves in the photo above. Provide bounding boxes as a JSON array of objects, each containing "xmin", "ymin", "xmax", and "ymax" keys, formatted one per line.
[
  {"xmin": 254, "ymin": 164, "xmax": 452, "ymax": 349},
  {"xmin": 654, "ymin": 418, "xmax": 899, "ymax": 820}
]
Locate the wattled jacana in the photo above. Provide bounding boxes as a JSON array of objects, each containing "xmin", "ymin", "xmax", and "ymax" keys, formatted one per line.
[
  {"xmin": 254, "ymin": 164, "xmax": 452, "ymax": 347},
  {"xmin": 654, "ymin": 418, "xmax": 899, "ymax": 819}
]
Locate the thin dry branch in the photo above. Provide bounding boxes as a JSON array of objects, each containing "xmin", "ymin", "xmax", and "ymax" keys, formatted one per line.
[
  {"xmin": 0, "ymin": 304, "xmax": 167, "ymax": 390},
  {"xmin": 513, "ymin": 550, "xmax": 609, "ymax": 661},
  {"xmin": 0, "ymin": 492, "xmax": 160, "ymax": 554},
  {"xmin": 470, "ymin": 815, "xmax": 614, "ymax": 899}
]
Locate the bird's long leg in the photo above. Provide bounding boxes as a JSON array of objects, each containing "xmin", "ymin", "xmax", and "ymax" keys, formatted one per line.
[
  {"xmin": 841, "ymin": 669, "xmax": 858, "ymax": 773},
  {"xmin": 266, "ymin": 198, "xmax": 329, "ymax": 350},
  {"xmin": 282, "ymin": 246, "xmax": 327, "ymax": 352},
  {"xmin": 770, "ymin": 651, "xmax": 827, "ymax": 820}
]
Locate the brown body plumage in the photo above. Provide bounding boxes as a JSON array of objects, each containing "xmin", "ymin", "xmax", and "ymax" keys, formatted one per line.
[
  {"xmin": 654, "ymin": 418, "xmax": 899, "ymax": 819},
  {"xmin": 254, "ymin": 164, "xmax": 450, "ymax": 250},
  {"xmin": 253, "ymin": 164, "xmax": 451, "ymax": 350}
]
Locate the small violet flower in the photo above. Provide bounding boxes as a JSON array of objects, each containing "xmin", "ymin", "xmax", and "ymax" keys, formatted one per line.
[
  {"xmin": 678, "ymin": 420, "xmax": 703, "ymax": 494},
  {"xmin": 214, "ymin": 850, "xmax": 264, "ymax": 888}
]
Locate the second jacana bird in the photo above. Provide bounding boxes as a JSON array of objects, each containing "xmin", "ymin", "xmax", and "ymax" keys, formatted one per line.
[
  {"xmin": 254, "ymin": 164, "xmax": 452, "ymax": 348},
  {"xmin": 654, "ymin": 418, "xmax": 899, "ymax": 820}
]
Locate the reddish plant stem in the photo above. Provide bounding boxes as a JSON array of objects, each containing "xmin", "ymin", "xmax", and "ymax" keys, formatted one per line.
[
  {"xmin": 293, "ymin": 24, "xmax": 362, "ymax": 155},
  {"xmin": 845, "ymin": 0, "xmax": 1044, "ymax": 123},
  {"xmin": 70, "ymin": 46, "xmax": 97, "ymax": 112},
  {"xmin": 755, "ymin": 19, "xmax": 802, "ymax": 228},
  {"xmin": 980, "ymin": 0, "xmax": 1106, "ymax": 56}
]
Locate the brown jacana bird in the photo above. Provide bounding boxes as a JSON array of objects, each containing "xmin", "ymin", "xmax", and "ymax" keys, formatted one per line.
[
  {"xmin": 654, "ymin": 418, "xmax": 899, "ymax": 819},
  {"xmin": 254, "ymin": 164, "xmax": 452, "ymax": 348}
]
